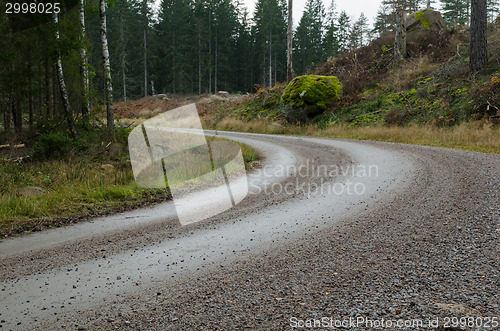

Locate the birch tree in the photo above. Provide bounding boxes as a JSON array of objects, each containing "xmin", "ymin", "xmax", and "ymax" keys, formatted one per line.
[
  {"xmin": 80, "ymin": 0, "xmax": 90, "ymax": 126},
  {"xmin": 54, "ymin": 12, "xmax": 76, "ymax": 137},
  {"xmin": 100, "ymin": 0, "xmax": 115, "ymax": 137}
]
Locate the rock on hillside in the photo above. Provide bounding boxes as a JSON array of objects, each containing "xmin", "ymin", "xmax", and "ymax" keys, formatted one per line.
[
  {"xmin": 281, "ymin": 75, "xmax": 342, "ymax": 123},
  {"xmin": 407, "ymin": 9, "xmax": 446, "ymax": 32}
]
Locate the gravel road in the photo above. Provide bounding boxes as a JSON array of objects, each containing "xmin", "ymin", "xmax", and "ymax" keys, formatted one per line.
[{"xmin": 0, "ymin": 133, "xmax": 498, "ymax": 330}]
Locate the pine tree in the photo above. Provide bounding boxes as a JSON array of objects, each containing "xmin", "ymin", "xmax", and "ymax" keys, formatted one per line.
[
  {"xmin": 323, "ymin": 0, "xmax": 339, "ymax": 58},
  {"xmin": 253, "ymin": 0, "xmax": 287, "ymax": 86},
  {"xmin": 487, "ymin": 0, "xmax": 500, "ymax": 22},
  {"xmin": 350, "ymin": 12, "xmax": 369, "ymax": 48},
  {"xmin": 373, "ymin": 3, "xmax": 394, "ymax": 36},
  {"xmin": 153, "ymin": 0, "xmax": 193, "ymax": 94},
  {"xmin": 336, "ymin": 10, "xmax": 351, "ymax": 54},
  {"xmin": 293, "ymin": 0, "xmax": 325, "ymax": 74},
  {"xmin": 441, "ymin": 0, "xmax": 470, "ymax": 27},
  {"xmin": 236, "ymin": 7, "xmax": 254, "ymax": 91}
]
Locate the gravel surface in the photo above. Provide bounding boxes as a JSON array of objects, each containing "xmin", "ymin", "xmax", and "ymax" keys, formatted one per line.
[{"xmin": 0, "ymin": 134, "xmax": 498, "ymax": 330}]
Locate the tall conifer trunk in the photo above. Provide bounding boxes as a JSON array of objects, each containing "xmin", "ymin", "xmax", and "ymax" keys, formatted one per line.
[{"xmin": 470, "ymin": 0, "xmax": 488, "ymax": 72}]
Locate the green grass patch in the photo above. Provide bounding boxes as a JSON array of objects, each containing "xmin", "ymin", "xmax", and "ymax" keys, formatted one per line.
[{"xmin": 0, "ymin": 137, "xmax": 259, "ymax": 237}]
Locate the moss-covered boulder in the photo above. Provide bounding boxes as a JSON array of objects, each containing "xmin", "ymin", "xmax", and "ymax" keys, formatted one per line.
[
  {"xmin": 407, "ymin": 9, "xmax": 446, "ymax": 32},
  {"xmin": 281, "ymin": 75, "xmax": 342, "ymax": 122}
]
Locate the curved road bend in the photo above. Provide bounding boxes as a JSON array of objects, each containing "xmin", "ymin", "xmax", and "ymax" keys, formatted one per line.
[{"xmin": 0, "ymin": 132, "xmax": 498, "ymax": 330}]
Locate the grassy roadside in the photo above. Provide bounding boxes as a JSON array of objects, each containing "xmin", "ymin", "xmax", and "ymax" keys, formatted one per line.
[
  {"xmin": 208, "ymin": 118, "xmax": 500, "ymax": 154},
  {"xmin": 0, "ymin": 136, "xmax": 259, "ymax": 238}
]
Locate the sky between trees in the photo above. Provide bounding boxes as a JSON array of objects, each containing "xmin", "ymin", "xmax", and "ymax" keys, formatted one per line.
[{"xmin": 243, "ymin": 0, "xmax": 382, "ymax": 26}]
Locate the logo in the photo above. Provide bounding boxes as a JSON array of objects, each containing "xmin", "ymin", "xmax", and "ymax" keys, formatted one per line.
[{"xmin": 128, "ymin": 104, "xmax": 248, "ymax": 225}]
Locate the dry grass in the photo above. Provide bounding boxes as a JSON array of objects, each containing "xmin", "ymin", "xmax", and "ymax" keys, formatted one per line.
[
  {"xmin": 208, "ymin": 118, "xmax": 500, "ymax": 154},
  {"xmin": 320, "ymin": 122, "xmax": 500, "ymax": 153},
  {"xmin": 381, "ymin": 55, "xmax": 439, "ymax": 91},
  {"xmin": 217, "ymin": 118, "xmax": 285, "ymax": 133}
]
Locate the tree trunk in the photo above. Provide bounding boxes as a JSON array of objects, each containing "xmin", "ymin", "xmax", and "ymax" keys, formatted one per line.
[
  {"xmin": 401, "ymin": 11, "xmax": 407, "ymax": 56},
  {"xmin": 286, "ymin": 0, "xmax": 293, "ymax": 82},
  {"xmin": 0, "ymin": 95, "xmax": 5, "ymax": 135},
  {"xmin": 394, "ymin": 8, "xmax": 407, "ymax": 60},
  {"xmin": 427, "ymin": 0, "xmax": 431, "ymax": 9},
  {"xmin": 14, "ymin": 87, "xmax": 22, "ymax": 137},
  {"xmin": 394, "ymin": 10, "xmax": 401, "ymax": 59},
  {"xmin": 52, "ymin": 64, "xmax": 58, "ymax": 115},
  {"xmin": 198, "ymin": 23, "xmax": 202, "ymax": 95},
  {"xmin": 80, "ymin": 0, "xmax": 90, "ymax": 126},
  {"xmin": 45, "ymin": 59, "xmax": 50, "ymax": 119},
  {"xmin": 143, "ymin": 0, "xmax": 148, "ymax": 98},
  {"xmin": 215, "ymin": 22, "xmax": 218, "ymax": 94},
  {"xmin": 470, "ymin": 0, "xmax": 488, "ymax": 73},
  {"xmin": 119, "ymin": 5, "xmax": 127, "ymax": 102},
  {"xmin": 144, "ymin": 29, "xmax": 148, "ymax": 97},
  {"xmin": 54, "ymin": 13, "xmax": 77, "ymax": 138},
  {"xmin": 287, "ymin": 0, "xmax": 293, "ymax": 82},
  {"xmin": 208, "ymin": 10, "xmax": 212, "ymax": 94},
  {"xmin": 4, "ymin": 94, "xmax": 11, "ymax": 136},
  {"xmin": 263, "ymin": 49, "xmax": 266, "ymax": 87},
  {"xmin": 11, "ymin": 62, "xmax": 22, "ymax": 138},
  {"xmin": 269, "ymin": 30, "xmax": 272, "ymax": 88},
  {"xmin": 28, "ymin": 50, "xmax": 34, "ymax": 131},
  {"xmin": 99, "ymin": 0, "xmax": 115, "ymax": 138},
  {"xmin": 37, "ymin": 60, "xmax": 43, "ymax": 119}
]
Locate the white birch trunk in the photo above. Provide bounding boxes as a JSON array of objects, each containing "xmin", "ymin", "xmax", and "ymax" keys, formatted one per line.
[
  {"xmin": 100, "ymin": 0, "xmax": 114, "ymax": 137},
  {"xmin": 54, "ymin": 13, "xmax": 76, "ymax": 137},
  {"xmin": 80, "ymin": 0, "xmax": 90, "ymax": 124}
]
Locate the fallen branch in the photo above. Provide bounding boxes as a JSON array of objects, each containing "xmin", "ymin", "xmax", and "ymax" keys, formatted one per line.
[
  {"xmin": 487, "ymin": 101, "xmax": 500, "ymax": 112},
  {"xmin": 0, "ymin": 144, "xmax": 25, "ymax": 150}
]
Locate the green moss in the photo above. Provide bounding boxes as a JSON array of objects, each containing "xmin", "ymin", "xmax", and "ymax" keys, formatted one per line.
[
  {"xmin": 414, "ymin": 11, "xmax": 426, "ymax": 20},
  {"xmin": 421, "ymin": 19, "xmax": 431, "ymax": 30},
  {"xmin": 281, "ymin": 75, "xmax": 343, "ymax": 122},
  {"xmin": 410, "ymin": 10, "xmax": 431, "ymax": 30}
]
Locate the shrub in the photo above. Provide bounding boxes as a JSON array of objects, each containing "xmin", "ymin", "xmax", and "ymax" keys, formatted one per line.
[{"xmin": 33, "ymin": 133, "xmax": 74, "ymax": 159}]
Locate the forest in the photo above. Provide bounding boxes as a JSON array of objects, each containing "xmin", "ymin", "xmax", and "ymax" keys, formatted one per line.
[{"xmin": 0, "ymin": 0, "xmax": 499, "ymax": 140}]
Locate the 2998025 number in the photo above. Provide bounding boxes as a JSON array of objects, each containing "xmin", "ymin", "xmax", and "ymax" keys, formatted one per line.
[{"xmin": 5, "ymin": 2, "xmax": 60, "ymax": 14}]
